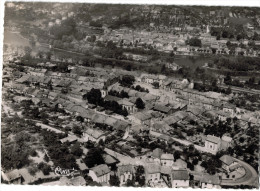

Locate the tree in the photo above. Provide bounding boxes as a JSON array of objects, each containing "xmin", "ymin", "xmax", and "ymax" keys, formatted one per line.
[
  {"xmin": 135, "ymin": 98, "xmax": 145, "ymax": 109},
  {"xmin": 72, "ymin": 126, "xmax": 83, "ymax": 136},
  {"xmin": 186, "ymin": 38, "xmax": 202, "ymax": 47},
  {"xmin": 109, "ymin": 175, "xmax": 120, "ymax": 186},
  {"xmin": 119, "ymin": 75, "xmax": 135, "ymax": 87},
  {"xmin": 126, "ymin": 179, "xmax": 135, "ymax": 187},
  {"xmin": 226, "ymin": 87, "xmax": 232, "ymax": 95},
  {"xmin": 84, "ymin": 147, "xmax": 104, "ymax": 168},
  {"xmin": 71, "ymin": 143, "xmax": 83, "ymax": 157},
  {"xmin": 42, "ymin": 164, "xmax": 52, "ymax": 175},
  {"xmin": 44, "ymin": 154, "xmax": 49, "ymax": 162},
  {"xmin": 135, "ymin": 166, "xmax": 145, "ymax": 187},
  {"xmin": 161, "ymin": 64, "xmax": 166, "ymax": 73},
  {"xmin": 174, "ymin": 151, "xmax": 181, "ymax": 161},
  {"xmin": 152, "ymin": 81, "xmax": 159, "ymax": 89},
  {"xmin": 85, "ymin": 88, "xmax": 102, "ymax": 105}
]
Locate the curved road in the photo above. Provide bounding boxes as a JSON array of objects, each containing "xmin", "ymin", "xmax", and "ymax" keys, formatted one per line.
[{"xmin": 221, "ymin": 157, "xmax": 259, "ymax": 187}]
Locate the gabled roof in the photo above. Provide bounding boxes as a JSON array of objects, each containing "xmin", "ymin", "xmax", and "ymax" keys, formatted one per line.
[
  {"xmin": 85, "ymin": 128, "xmax": 106, "ymax": 139},
  {"xmin": 92, "ymin": 114, "xmax": 107, "ymax": 124},
  {"xmin": 153, "ymin": 103, "xmax": 172, "ymax": 113},
  {"xmin": 132, "ymin": 112, "xmax": 152, "ymax": 121},
  {"xmin": 104, "ymin": 117, "xmax": 117, "ymax": 127},
  {"xmin": 219, "ymin": 155, "xmax": 236, "ymax": 166},
  {"xmin": 151, "ymin": 148, "xmax": 163, "ymax": 159},
  {"xmin": 172, "ymin": 169, "xmax": 189, "ymax": 180},
  {"xmin": 102, "ymin": 154, "xmax": 118, "ymax": 165},
  {"xmin": 114, "ymin": 120, "xmax": 130, "ymax": 131},
  {"xmin": 117, "ymin": 164, "xmax": 135, "ymax": 176},
  {"xmin": 90, "ymin": 164, "xmax": 111, "ymax": 177},
  {"xmin": 145, "ymin": 163, "xmax": 161, "ymax": 174},
  {"xmin": 161, "ymin": 166, "xmax": 172, "ymax": 174},
  {"xmin": 206, "ymin": 135, "xmax": 221, "ymax": 144},
  {"xmin": 152, "ymin": 121, "xmax": 171, "ymax": 132},
  {"xmin": 3, "ymin": 169, "xmax": 22, "ymax": 181}
]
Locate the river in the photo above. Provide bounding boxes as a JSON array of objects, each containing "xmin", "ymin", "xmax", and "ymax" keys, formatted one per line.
[{"xmin": 2, "ymin": 30, "xmax": 223, "ymax": 73}]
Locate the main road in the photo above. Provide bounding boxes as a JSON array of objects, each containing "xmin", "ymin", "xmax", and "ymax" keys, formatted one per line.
[{"xmin": 221, "ymin": 157, "xmax": 259, "ymax": 187}]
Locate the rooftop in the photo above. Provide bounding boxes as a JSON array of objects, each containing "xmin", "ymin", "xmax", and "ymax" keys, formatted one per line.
[
  {"xmin": 206, "ymin": 135, "xmax": 221, "ymax": 144},
  {"xmin": 90, "ymin": 164, "xmax": 111, "ymax": 177},
  {"xmin": 220, "ymin": 155, "xmax": 236, "ymax": 166},
  {"xmin": 171, "ymin": 169, "xmax": 189, "ymax": 180}
]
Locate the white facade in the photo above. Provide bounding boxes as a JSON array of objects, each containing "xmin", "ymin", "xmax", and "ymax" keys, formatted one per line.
[
  {"xmin": 172, "ymin": 180, "xmax": 189, "ymax": 188},
  {"xmin": 205, "ymin": 140, "xmax": 220, "ymax": 154},
  {"xmin": 201, "ymin": 182, "xmax": 221, "ymax": 189},
  {"xmin": 147, "ymin": 173, "xmax": 160, "ymax": 183}
]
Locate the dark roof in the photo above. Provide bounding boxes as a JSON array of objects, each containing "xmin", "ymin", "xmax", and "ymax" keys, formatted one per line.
[
  {"xmin": 114, "ymin": 120, "xmax": 130, "ymax": 131},
  {"xmin": 153, "ymin": 103, "xmax": 172, "ymax": 113},
  {"xmin": 171, "ymin": 169, "xmax": 189, "ymax": 180}
]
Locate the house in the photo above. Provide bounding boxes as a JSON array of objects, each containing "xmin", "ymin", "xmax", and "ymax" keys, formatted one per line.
[
  {"xmin": 118, "ymin": 99, "xmax": 137, "ymax": 114},
  {"xmin": 150, "ymin": 121, "xmax": 171, "ymax": 135},
  {"xmin": 103, "ymin": 154, "xmax": 118, "ymax": 167},
  {"xmin": 153, "ymin": 103, "xmax": 174, "ymax": 115},
  {"xmin": 160, "ymin": 154, "xmax": 174, "ymax": 166},
  {"xmin": 147, "ymin": 148, "xmax": 163, "ymax": 164},
  {"xmin": 145, "ymin": 163, "xmax": 161, "ymax": 184},
  {"xmin": 128, "ymin": 112, "xmax": 152, "ymax": 125},
  {"xmin": 83, "ymin": 128, "xmax": 107, "ymax": 143},
  {"xmin": 222, "ymin": 103, "xmax": 236, "ymax": 117},
  {"xmin": 1, "ymin": 169, "xmax": 23, "ymax": 184},
  {"xmin": 219, "ymin": 155, "xmax": 239, "ymax": 173},
  {"xmin": 171, "ymin": 169, "xmax": 189, "ymax": 188},
  {"xmin": 193, "ymin": 173, "xmax": 221, "ymax": 189},
  {"xmin": 221, "ymin": 135, "xmax": 233, "ymax": 150},
  {"xmin": 60, "ymin": 135, "xmax": 78, "ymax": 144},
  {"xmin": 59, "ymin": 176, "xmax": 86, "ymax": 186},
  {"xmin": 165, "ymin": 62, "xmax": 181, "ymax": 71},
  {"xmin": 88, "ymin": 164, "xmax": 111, "ymax": 184},
  {"xmin": 201, "ymin": 174, "xmax": 221, "ymax": 188},
  {"xmin": 117, "ymin": 165, "xmax": 136, "ymax": 186},
  {"xmin": 48, "ymin": 92, "xmax": 58, "ymax": 100},
  {"xmin": 113, "ymin": 120, "xmax": 131, "ymax": 132},
  {"xmin": 204, "ymin": 135, "xmax": 221, "ymax": 154}
]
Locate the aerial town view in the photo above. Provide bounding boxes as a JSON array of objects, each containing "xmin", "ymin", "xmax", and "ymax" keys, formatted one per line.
[{"xmin": 1, "ymin": 2, "xmax": 259, "ymax": 189}]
